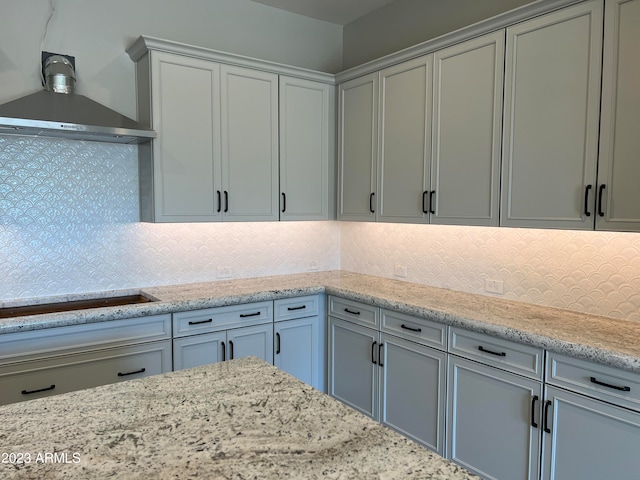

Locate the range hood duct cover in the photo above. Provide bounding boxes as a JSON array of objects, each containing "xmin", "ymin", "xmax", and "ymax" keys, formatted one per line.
[{"xmin": 0, "ymin": 55, "xmax": 155, "ymax": 144}]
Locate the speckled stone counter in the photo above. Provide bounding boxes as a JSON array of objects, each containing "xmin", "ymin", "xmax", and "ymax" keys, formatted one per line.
[
  {"xmin": 2, "ymin": 270, "xmax": 640, "ymax": 373},
  {"xmin": 0, "ymin": 357, "xmax": 477, "ymax": 479}
]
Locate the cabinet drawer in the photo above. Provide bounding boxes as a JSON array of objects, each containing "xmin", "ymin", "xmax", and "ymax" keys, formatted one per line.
[
  {"xmin": 449, "ymin": 327, "xmax": 544, "ymax": 380},
  {"xmin": 0, "ymin": 314, "xmax": 172, "ymax": 364},
  {"xmin": 274, "ymin": 295, "xmax": 320, "ymax": 322},
  {"xmin": 328, "ymin": 296, "xmax": 379, "ymax": 328},
  {"xmin": 0, "ymin": 340, "xmax": 172, "ymax": 406},
  {"xmin": 381, "ymin": 309, "xmax": 446, "ymax": 350},
  {"xmin": 547, "ymin": 352, "xmax": 640, "ymax": 412},
  {"xmin": 173, "ymin": 301, "xmax": 273, "ymax": 337}
]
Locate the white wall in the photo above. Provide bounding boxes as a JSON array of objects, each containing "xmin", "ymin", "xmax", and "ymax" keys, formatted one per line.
[
  {"xmin": 0, "ymin": 0, "xmax": 342, "ymax": 120},
  {"xmin": 342, "ymin": 0, "xmax": 534, "ymax": 69}
]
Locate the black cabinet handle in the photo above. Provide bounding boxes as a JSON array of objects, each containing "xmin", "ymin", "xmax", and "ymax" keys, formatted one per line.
[
  {"xmin": 344, "ymin": 308, "xmax": 360, "ymax": 315},
  {"xmin": 543, "ymin": 400, "xmax": 552, "ymax": 433},
  {"xmin": 597, "ymin": 184, "xmax": 606, "ymax": 217},
  {"xmin": 422, "ymin": 191, "xmax": 429, "ymax": 214},
  {"xmin": 429, "ymin": 190, "xmax": 435, "ymax": 214},
  {"xmin": 400, "ymin": 324, "xmax": 422, "ymax": 333},
  {"xmin": 584, "ymin": 184, "xmax": 592, "ymax": 217},
  {"xmin": 370, "ymin": 192, "xmax": 375, "ymax": 213},
  {"xmin": 281, "ymin": 192, "xmax": 286, "ymax": 213},
  {"xmin": 478, "ymin": 345, "xmax": 506, "ymax": 357},
  {"xmin": 240, "ymin": 312, "xmax": 261, "ymax": 318},
  {"xmin": 378, "ymin": 343, "xmax": 384, "ymax": 367},
  {"xmin": 590, "ymin": 376, "xmax": 631, "ymax": 392},
  {"xmin": 371, "ymin": 341, "xmax": 378, "ymax": 365},
  {"xmin": 217, "ymin": 190, "xmax": 222, "ymax": 213},
  {"xmin": 222, "ymin": 341, "xmax": 226, "ymax": 361},
  {"xmin": 229, "ymin": 340, "xmax": 234, "ymax": 360},
  {"xmin": 118, "ymin": 368, "xmax": 146, "ymax": 377},
  {"xmin": 188, "ymin": 318, "xmax": 213, "ymax": 325},
  {"xmin": 276, "ymin": 332, "xmax": 281, "ymax": 354},
  {"xmin": 531, "ymin": 395, "xmax": 539, "ymax": 428},
  {"xmin": 22, "ymin": 384, "xmax": 55, "ymax": 395},
  {"xmin": 224, "ymin": 190, "xmax": 229, "ymax": 213},
  {"xmin": 287, "ymin": 305, "xmax": 306, "ymax": 311}
]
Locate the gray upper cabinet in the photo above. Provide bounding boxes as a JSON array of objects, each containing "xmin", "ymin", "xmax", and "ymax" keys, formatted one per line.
[
  {"xmin": 221, "ymin": 65, "xmax": 279, "ymax": 222},
  {"xmin": 501, "ymin": 0, "xmax": 604, "ymax": 229},
  {"xmin": 338, "ymin": 73, "xmax": 378, "ymax": 221},
  {"xmin": 279, "ymin": 77, "xmax": 334, "ymax": 221},
  {"xmin": 596, "ymin": 0, "xmax": 640, "ymax": 232},
  {"xmin": 377, "ymin": 56, "xmax": 432, "ymax": 224},
  {"xmin": 431, "ymin": 31, "xmax": 504, "ymax": 226},
  {"xmin": 138, "ymin": 52, "xmax": 222, "ymax": 222}
]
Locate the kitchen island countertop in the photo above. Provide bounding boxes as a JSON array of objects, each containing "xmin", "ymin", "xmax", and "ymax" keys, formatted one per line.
[
  {"xmin": 2, "ymin": 270, "xmax": 640, "ymax": 373},
  {"xmin": 0, "ymin": 356, "xmax": 477, "ymax": 479}
]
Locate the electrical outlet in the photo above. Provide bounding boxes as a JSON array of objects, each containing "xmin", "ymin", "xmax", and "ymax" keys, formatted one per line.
[
  {"xmin": 485, "ymin": 279, "xmax": 504, "ymax": 294},
  {"xmin": 394, "ymin": 265, "xmax": 408, "ymax": 278},
  {"xmin": 307, "ymin": 260, "xmax": 319, "ymax": 272},
  {"xmin": 217, "ymin": 266, "xmax": 232, "ymax": 279}
]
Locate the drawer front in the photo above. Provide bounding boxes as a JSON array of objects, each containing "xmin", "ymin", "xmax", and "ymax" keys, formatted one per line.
[
  {"xmin": 173, "ymin": 301, "xmax": 273, "ymax": 337},
  {"xmin": 328, "ymin": 296, "xmax": 379, "ymax": 328},
  {"xmin": 0, "ymin": 314, "xmax": 172, "ymax": 365},
  {"xmin": 381, "ymin": 309, "xmax": 446, "ymax": 350},
  {"xmin": 449, "ymin": 327, "xmax": 544, "ymax": 380},
  {"xmin": 274, "ymin": 295, "xmax": 320, "ymax": 322},
  {"xmin": 547, "ymin": 352, "xmax": 640, "ymax": 412},
  {"xmin": 0, "ymin": 340, "xmax": 172, "ymax": 406}
]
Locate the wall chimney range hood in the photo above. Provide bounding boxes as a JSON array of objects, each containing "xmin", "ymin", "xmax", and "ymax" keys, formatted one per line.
[{"xmin": 0, "ymin": 53, "xmax": 155, "ymax": 144}]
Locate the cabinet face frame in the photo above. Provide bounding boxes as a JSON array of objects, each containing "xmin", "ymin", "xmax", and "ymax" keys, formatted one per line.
[
  {"xmin": 500, "ymin": 0, "xmax": 603, "ymax": 230},
  {"xmin": 596, "ymin": 0, "xmax": 640, "ymax": 232},
  {"xmin": 337, "ymin": 72, "xmax": 379, "ymax": 221}
]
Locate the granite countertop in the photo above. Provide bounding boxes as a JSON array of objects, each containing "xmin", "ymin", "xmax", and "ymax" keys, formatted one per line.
[
  {"xmin": 0, "ymin": 356, "xmax": 477, "ymax": 480},
  {"xmin": 2, "ymin": 270, "xmax": 640, "ymax": 373}
]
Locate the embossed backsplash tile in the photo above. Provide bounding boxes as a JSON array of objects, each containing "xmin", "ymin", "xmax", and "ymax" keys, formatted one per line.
[
  {"xmin": 1, "ymin": 134, "xmax": 639, "ymax": 321},
  {"xmin": 340, "ymin": 222, "xmax": 640, "ymax": 322}
]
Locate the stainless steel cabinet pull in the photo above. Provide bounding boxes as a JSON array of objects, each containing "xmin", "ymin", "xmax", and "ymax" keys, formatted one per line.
[
  {"xmin": 118, "ymin": 368, "xmax": 146, "ymax": 377},
  {"xmin": 22, "ymin": 384, "xmax": 55, "ymax": 395}
]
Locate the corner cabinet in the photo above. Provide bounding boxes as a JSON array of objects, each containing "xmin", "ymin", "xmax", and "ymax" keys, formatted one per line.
[{"xmin": 128, "ymin": 36, "xmax": 335, "ymax": 223}]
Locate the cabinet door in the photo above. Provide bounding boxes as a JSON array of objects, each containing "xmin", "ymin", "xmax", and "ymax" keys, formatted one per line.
[
  {"xmin": 328, "ymin": 317, "xmax": 378, "ymax": 418},
  {"xmin": 221, "ymin": 65, "xmax": 279, "ymax": 221},
  {"xmin": 145, "ymin": 52, "xmax": 222, "ymax": 222},
  {"xmin": 596, "ymin": 0, "xmax": 640, "ymax": 231},
  {"xmin": 279, "ymin": 77, "xmax": 334, "ymax": 221},
  {"xmin": 379, "ymin": 334, "xmax": 446, "ymax": 454},
  {"xmin": 431, "ymin": 31, "xmax": 504, "ymax": 226},
  {"xmin": 447, "ymin": 355, "xmax": 542, "ymax": 480},
  {"xmin": 377, "ymin": 56, "xmax": 432, "ymax": 223},
  {"xmin": 501, "ymin": 0, "xmax": 603, "ymax": 229},
  {"xmin": 338, "ymin": 73, "xmax": 378, "ymax": 221},
  {"xmin": 274, "ymin": 316, "xmax": 321, "ymax": 390},
  {"xmin": 172, "ymin": 332, "xmax": 226, "ymax": 371},
  {"xmin": 227, "ymin": 323, "xmax": 273, "ymax": 363},
  {"xmin": 541, "ymin": 385, "xmax": 640, "ymax": 479}
]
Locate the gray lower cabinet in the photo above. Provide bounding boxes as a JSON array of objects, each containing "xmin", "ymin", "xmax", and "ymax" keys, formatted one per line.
[
  {"xmin": 542, "ymin": 352, "xmax": 640, "ymax": 478},
  {"xmin": 0, "ymin": 314, "xmax": 173, "ymax": 406},
  {"xmin": 447, "ymin": 327, "xmax": 544, "ymax": 479},
  {"xmin": 274, "ymin": 295, "xmax": 325, "ymax": 391},
  {"xmin": 328, "ymin": 296, "xmax": 447, "ymax": 454},
  {"xmin": 172, "ymin": 301, "xmax": 274, "ymax": 370}
]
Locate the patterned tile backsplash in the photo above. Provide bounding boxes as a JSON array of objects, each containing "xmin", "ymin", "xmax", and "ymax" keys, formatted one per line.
[{"xmin": 1, "ymin": 134, "xmax": 639, "ymax": 321}]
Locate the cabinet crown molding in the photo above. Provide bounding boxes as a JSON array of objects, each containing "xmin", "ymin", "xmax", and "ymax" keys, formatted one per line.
[{"xmin": 126, "ymin": 35, "xmax": 336, "ymax": 85}]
